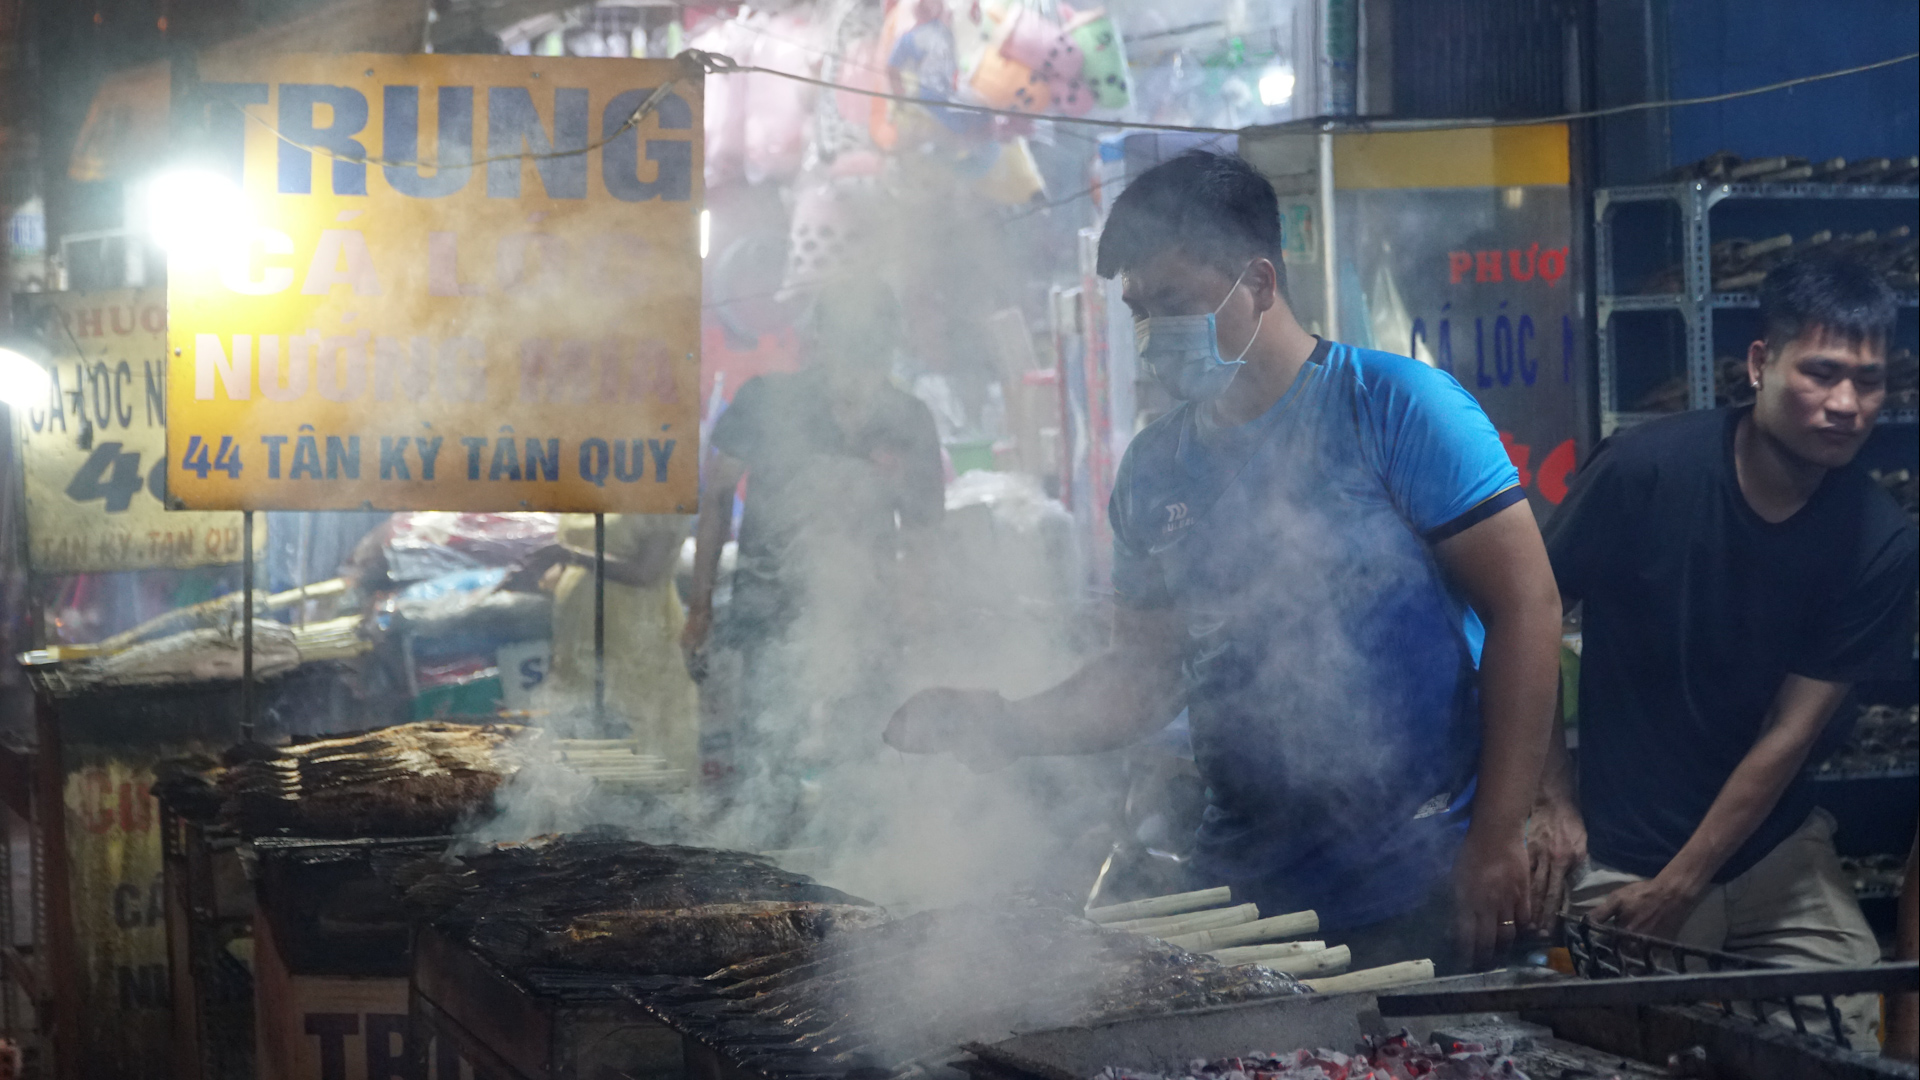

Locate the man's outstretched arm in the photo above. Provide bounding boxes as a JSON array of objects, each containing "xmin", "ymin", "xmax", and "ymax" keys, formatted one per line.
[
  {"xmin": 886, "ymin": 605, "xmax": 1188, "ymax": 770},
  {"xmin": 1590, "ymin": 673, "xmax": 1849, "ymax": 938},
  {"xmin": 1433, "ymin": 499, "xmax": 1564, "ymax": 969}
]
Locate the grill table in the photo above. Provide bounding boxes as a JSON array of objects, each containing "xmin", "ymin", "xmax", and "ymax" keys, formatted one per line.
[{"xmin": 409, "ymin": 924, "xmax": 683, "ymax": 1080}]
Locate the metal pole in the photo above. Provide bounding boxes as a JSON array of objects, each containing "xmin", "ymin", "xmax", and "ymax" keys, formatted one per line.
[
  {"xmin": 1318, "ymin": 128, "xmax": 1338, "ymax": 337},
  {"xmin": 241, "ymin": 510, "xmax": 254, "ymax": 743},
  {"xmin": 593, "ymin": 512, "xmax": 606, "ymax": 729}
]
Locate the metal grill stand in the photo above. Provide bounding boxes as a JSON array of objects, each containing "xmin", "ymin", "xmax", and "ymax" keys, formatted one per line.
[
  {"xmin": 409, "ymin": 925, "xmax": 682, "ymax": 1080},
  {"xmin": 1561, "ymin": 915, "xmax": 1854, "ymax": 1047}
]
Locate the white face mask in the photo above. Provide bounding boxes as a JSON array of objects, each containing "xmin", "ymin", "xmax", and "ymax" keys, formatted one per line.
[{"xmin": 1134, "ymin": 262, "xmax": 1264, "ymax": 401}]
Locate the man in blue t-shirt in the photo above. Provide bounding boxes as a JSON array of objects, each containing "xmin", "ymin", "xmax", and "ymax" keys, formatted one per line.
[{"xmin": 886, "ymin": 152, "xmax": 1562, "ymax": 969}]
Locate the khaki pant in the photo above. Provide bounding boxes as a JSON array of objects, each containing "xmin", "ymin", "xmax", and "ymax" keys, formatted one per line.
[
  {"xmin": 1569, "ymin": 809, "xmax": 1882, "ymax": 1047},
  {"xmin": 545, "ymin": 514, "xmax": 699, "ymax": 778}
]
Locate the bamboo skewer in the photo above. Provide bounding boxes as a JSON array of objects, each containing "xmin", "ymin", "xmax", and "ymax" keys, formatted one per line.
[
  {"xmin": 1301, "ymin": 959, "xmax": 1436, "ymax": 994},
  {"xmin": 1214, "ymin": 943, "xmax": 1351, "ymax": 977},
  {"xmin": 1207, "ymin": 941, "xmax": 1329, "ymax": 966},
  {"xmin": 1109, "ymin": 904, "xmax": 1258, "ymax": 936},
  {"xmin": 1086, "ymin": 887, "xmax": 1233, "ymax": 924},
  {"xmin": 1162, "ymin": 910, "xmax": 1319, "ymax": 951},
  {"xmin": 1208, "ymin": 939, "xmax": 1326, "ymax": 962}
]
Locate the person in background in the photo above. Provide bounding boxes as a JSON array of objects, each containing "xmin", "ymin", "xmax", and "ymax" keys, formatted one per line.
[
  {"xmin": 681, "ymin": 276, "xmax": 944, "ymax": 818},
  {"xmin": 887, "ymin": 151, "xmax": 1563, "ymax": 971},
  {"xmin": 1529, "ymin": 253, "xmax": 1915, "ymax": 1044},
  {"xmin": 1890, "ymin": 834, "xmax": 1918, "ymax": 1062},
  {"xmin": 536, "ymin": 514, "xmax": 697, "ymax": 776}
]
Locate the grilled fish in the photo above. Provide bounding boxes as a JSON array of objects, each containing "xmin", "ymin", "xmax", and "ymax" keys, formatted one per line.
[
  {"xmin": 539, "ymin": 902, "xmax": 889, "ymax": 975},
  {"xmin": 221, "ymin": 721, "xmax": 522, "ymax": 837}
]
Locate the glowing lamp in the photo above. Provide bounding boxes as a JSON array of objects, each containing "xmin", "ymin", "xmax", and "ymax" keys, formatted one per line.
[
  {"xmin": 140, "ymin": 168, "xmax": 253, "ymax": 264},
  {"xmin": 1258, "ymin": 67, "xmax": 1295, "ymax": 108},
  {"xmin": 0, "ymin": 346, "xmax": 52, "ymax": 412}
]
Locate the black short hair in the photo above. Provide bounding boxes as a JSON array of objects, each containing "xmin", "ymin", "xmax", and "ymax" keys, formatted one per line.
[
  {"xmin": 1759, "ymin": 251, "xmax": 1897, "ymax": 355},
  {"xmin": 1095, "ymin": 151, "xmax": 1288, "ymax": 300}
]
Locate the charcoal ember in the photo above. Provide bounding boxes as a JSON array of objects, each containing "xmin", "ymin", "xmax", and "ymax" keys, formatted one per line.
[
  {"xmin": 638, "ymin": 900, "xmax": 1307, "ymax": 1079},
  {"xmin": 220, "ymin": 721, "xmax": 522, "ymax": 837},
  {"xmin": 1094, "ymin": 1032, "xmax": 1535, "ymax": 1080}
]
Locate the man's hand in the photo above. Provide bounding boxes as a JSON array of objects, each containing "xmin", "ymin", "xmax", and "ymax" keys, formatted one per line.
[
  {"xmin": 501, "ymin": 544, "xmax": 570, "ymax": 592},
  {"xmin": 1526, "ymin": 795, "xmax": 1588, "ymax": 933},
  {"xmin": 885, "ymin": 688, "xmax": 1019, "ymax": 773},
  {"xmin": 680, "ymin": 606, "xmax": 713, "ymax": 682},
  {"xmin": 1588, "ymin": 874, "xmax": 1704, "ymax": 940},
  {"xmin": 1453, "ymin": 831, "xmax": 1531, "ymax": 970}
]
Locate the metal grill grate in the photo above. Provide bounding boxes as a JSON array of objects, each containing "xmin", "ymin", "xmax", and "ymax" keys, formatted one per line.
[{"xmin": 1559, "ymin": 914, "xmax": 1853, "ymax": 1048}]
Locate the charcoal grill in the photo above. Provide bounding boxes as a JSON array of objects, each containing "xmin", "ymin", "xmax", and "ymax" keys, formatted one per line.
[
  {"xmin": 960, "ymin": 970, "xmax": 1679, "ymax": 1080},
  {"xmin": 408, "ymin": 923, "xmax": 683, "ymax": 1080},
  {"xmin": 625, "ymin": 903, "xmax": 1321, "ymax": 1080},
  {"xmin": 961, "ymin": 941, "xmax": 1920, "ymax": 1080},
  {"xmin": 1561, "ymin": 912, "xmax": 1861, "ymax": 1046},
  {"xmin": 402, "ymin": 835, "xmax": 892, "ymax": 1080},
  {"xmin": 253, "ymin": 835, "xmax": 452, "ymax": 977}
]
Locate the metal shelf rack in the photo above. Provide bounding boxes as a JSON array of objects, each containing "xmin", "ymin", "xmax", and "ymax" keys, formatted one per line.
[{"xmin": 1594, "ymin": 180, "xmax": 1919, "ymax": 434}]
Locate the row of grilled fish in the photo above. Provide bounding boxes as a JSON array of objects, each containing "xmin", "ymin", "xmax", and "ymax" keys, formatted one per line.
[
  {"xmin": 394, "ymin": 831, "xmax": 883, "ymax": 976},
  {"xmin": 632, "ymin": 901, "xmax": 1309, "ymax": 1079},
  {"xmin": 222, "ymin": 721, "xmax": 525, "ymax": 838}
]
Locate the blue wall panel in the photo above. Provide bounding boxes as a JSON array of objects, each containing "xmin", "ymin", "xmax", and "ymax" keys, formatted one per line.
[{"xmin": 1665, "ymin": 1, "xmax": 1918, "ymax": 167}]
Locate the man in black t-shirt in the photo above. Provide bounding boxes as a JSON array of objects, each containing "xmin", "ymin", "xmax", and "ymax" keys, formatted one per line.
[
  {"xmin": 682, "ymin": 278, "xmax": 944, "ymax": 803},
  {"xmin": 1531, "ymin": 253, "xmax": 1917, "ymax": 1043}
]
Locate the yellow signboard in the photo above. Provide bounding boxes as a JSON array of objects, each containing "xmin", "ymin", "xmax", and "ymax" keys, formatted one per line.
[
  {"xmin": 17, "ymin": 289, "xmax": 257, "ymax": 571},
  {"xmin": 167, "ymin": 54, "xmax": 702, "ymax": 511},
  {"xmin": 63, "ymin": 753, "xmax": 171, "ymax": 1080}
]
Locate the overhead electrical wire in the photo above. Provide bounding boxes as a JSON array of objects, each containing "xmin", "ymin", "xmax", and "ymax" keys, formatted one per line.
[
  {"xmin": 221, "ymin": 46, "xmax": 1919, "ymax": 173},
  {"xmin": 679, "ymin": 46, "xmax": 1920, "ymax": 135},
  {"xmin": 227, "ymin": 76, "xmax": 689, "ymax": 169}
]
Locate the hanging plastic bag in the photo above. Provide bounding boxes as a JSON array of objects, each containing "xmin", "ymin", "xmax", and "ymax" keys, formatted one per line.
[{"xmin": 1069, "ymin": 10, "xmax": 1129, "ymax": 109}]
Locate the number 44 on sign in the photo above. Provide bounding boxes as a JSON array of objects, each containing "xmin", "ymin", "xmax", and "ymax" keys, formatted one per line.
[{"xmin": 181, "ymin": 435, "xmax": 244, "ymax": 479}]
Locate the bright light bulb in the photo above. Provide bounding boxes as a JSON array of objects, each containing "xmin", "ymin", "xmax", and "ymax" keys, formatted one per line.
[
  {"xmin": 142, "ymin": 168, "xmax": 252, "ymax": 264},
  {"xmin": 0, "ymin": 347, "xmax": 51, "ymax": 412},
  {"xmin": 1258, "ymin": 67, "xmax": 1295, "ymax": 107},
  {"xmin": 699, "ymin": 209, "xmax": 711, "ymax": 260}
]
